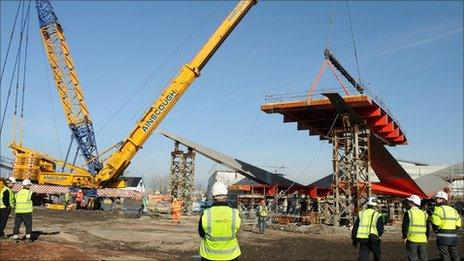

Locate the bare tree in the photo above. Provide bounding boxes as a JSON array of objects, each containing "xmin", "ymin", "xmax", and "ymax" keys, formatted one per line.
[{"xmin": 152, "ymin": 175, "xmax": 169, "ymax": 194}]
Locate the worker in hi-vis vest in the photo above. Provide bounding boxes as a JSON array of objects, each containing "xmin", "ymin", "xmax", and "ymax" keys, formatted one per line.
[
  {"xmin": 257, "ymin": 199, "xmax": 268, "ymax": 234},
  {"xmin": 351, "ymin": 197, "xmax": 384, "ymax": 261},
  {"xmin": 64, "ymin": 191, "xmax": 71, "ymax": 210},
  {"xmin": 431, "ymin": 190, "xmax": 461, "ymax": 261},
  {"xmin": 0, "ymin": 177, "xmax": 16, "ymax": 239},
  {"xmin": 198, "ymin": 182, "xmax": 241, "ymax": 261},
  {"xmin": 402, "ymin": 195, "xmax": 429, "ymax": 261},
  {"xmin": 170, "ymin": 198, "xmax": 182, "ymax": 223},
  {"xmin": 76, "ymin": 189, "xmax": 84, "ymax": 209},
  {"xmin": 13, "ymin": 179, "xmax": 34, "ymax": 243}
]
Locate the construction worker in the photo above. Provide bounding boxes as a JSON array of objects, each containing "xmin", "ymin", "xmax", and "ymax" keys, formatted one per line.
[
  {"xmin": 64, "ymin": 191, "xmax": 71, "ymax": 210},
  {"xmin": 76, "ymin": 189, "xmax": 84, "ymax": 209},
  {"xmin": 402, "ymin": 195, "xmax": 429, "ymax": 261},
  {"xmin": 13, "ymin": 179, "xmax": 33, "ymax": 243},
  {"xmin": 431, "ymin": 190, "xmax": 461, "ymax": 261},
  {"xmin": 0, "ymin": 177, "xmax": 16, "ymax": 239},
  {"xmin": 142, "ymin": 194, "xmax": 149, "ymax": 214},
  {"xmin": 198, "ymin": 182, "xmax": 241, "ymax": 261},
  {"xmin": 170, "ymin": 198, "xmax": 181, "ymax": 223},
  {"xmin": 352, "ymin": 196, "xmax": 384, "ymax": 261},
  {"xmin": 282, "ymin": 195, "xmax": 288, "ymax": 214},
  {"xmin": 257, "ymin": 199, "xmax": 268, "ymax": 234}
]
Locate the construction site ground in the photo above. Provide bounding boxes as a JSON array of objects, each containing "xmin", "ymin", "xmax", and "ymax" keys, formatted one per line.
[{"xmin": 0, "ymin": 208, "xmax": 463, "ymax": 260}]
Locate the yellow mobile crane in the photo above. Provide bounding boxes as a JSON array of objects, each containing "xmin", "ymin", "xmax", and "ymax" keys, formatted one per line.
[{"xmin": 11, "ymin": 0, "xmax": 256, "ymax": 189}]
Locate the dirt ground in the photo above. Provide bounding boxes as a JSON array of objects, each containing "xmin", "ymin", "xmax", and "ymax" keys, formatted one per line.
[{"xmin": 0, "ymin": 208, "xmax": 463, "ymax": 260}]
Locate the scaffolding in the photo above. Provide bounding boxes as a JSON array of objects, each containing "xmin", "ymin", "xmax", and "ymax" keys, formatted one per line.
[
  {"xmin": 323, "ymin": 115, "xmax": 371, "ymax": 226},
  {"xmin": 309, "ymin": 116, "xmax": 372, "ymax": 226},
  {"xmin": 168, "ymin": 142, "xmax": 196, "ymax": 214},
  {"xmin": 448, "ymin": 163, "xmax": 464, "ymax": 214}
]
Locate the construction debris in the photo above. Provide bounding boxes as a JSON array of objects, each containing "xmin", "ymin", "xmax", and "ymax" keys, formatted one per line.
[{"xmin": 272, "ymin": 223, "xmax": 351, "ymax": 235}]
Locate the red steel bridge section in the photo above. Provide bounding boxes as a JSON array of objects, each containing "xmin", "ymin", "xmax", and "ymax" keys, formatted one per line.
[{"xmin": 261, "ymin": 94, "xmax": 407, "ymax": 146}]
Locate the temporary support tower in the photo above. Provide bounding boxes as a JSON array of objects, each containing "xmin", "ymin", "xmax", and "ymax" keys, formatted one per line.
[
  {"xmin": 169, "ymin": 142, "xmax": 196, "ymax": 213},
  {"xmin": 330, "ymin": 115, "xmax": 370, "ymax": 225}
]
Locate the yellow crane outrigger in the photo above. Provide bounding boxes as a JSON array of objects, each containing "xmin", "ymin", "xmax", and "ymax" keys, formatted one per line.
[{"xmin": 11, "ymin": 0, "xmax": 257, "ymax": 188}]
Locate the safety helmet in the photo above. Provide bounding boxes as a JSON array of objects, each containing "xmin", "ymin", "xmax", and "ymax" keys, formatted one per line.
[
  {"xmin": 22, "ymin": 179, "xmax": 32, "ymax": 186},
  {"xmin": 367, "ymin": 196, "xmax": 378, "ymax": 206},
  {"xmin": 406, "ymin": 194, "xmax": 421, "ymax": 206},
  {"xmin": 78, "ymin": 189, "xmax": 82, "ymax": 192},
  {"xmin": 211, "ymin": 182, "xmax": 228, "ymax": 197},
  {"xmin": 7, "ymin": 177, "xmax": 16, "ymax": 183},
  {"xmin": 435, "ymin": 190, "xmax": 448, "ymax": 201}
]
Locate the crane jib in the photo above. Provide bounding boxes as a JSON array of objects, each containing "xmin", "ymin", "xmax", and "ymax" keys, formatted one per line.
[{"xmin": 142, "ymin": 90, "xmax": 177, "ymax": 132}]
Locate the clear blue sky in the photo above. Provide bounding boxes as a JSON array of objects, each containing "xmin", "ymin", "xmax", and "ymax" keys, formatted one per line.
[{"xmin": 1, "ymin": 1, "xmax": 462, "ymax": 187}]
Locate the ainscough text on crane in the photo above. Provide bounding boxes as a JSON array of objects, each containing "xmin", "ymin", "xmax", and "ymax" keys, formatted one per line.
[{"xmin": 142, "ymin": 90, "xmax": 177, "ymax": 132}]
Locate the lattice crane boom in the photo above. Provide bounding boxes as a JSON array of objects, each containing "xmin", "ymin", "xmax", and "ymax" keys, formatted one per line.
[{"xmin": 35, "ymin": 0, "xmax": 101, "ymax": 173}]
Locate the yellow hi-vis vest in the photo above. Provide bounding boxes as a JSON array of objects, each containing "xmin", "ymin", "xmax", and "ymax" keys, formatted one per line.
[
  {"xmin": 15, "ymin": 189, "xmax": 32, "ymax": 214},
  {"xmin": 432, "ymin": 205, "xmax": 461, "ymax": 238},
  {"xmin": 65, "ymin": 192, "xmax": 71, "ymax": 202},
  {"xmin": 356, "ymin": 208, "xmax": 380, "ymax": 239},
  {"xmin": 0, "ymin": 186, "xmax": 14, "ymax": 209},
  {"xmin": 199, "ymin": 206, "xmax": 241, "ymax": 260},
  {"xmin": 407, "ymin": 207, "xmax": 428, "ymax": 243},
  {"xmin": 258, "ymin": 205, "xmax": 268, "ymax": 217}
]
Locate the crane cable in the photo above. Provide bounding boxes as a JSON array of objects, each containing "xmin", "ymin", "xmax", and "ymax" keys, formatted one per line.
[
  {"xmin": 0, "ymin": 0, "xmax": 22, "ymax": 156},
  {"xmin": 0, "ymin": 0, "xmax": 30, "ymax": 140},
  {"xmin": 326, "ymin": 0, "xmax": 336, "ymax": 50},
  {"xmin": 13, "ymin": 1, "xmax": 30, "ymax": 143},
  {"xmin": 96, "ymin": 1, "xmax": 225, "ymax": 136},
  {"xmin": 0, "ymin": 0, "xmax": 22, "ymax": 96},
  {"xmin": 19, "ymin": 1, "xmax": 31, "ymax": 145},
  {"xmin": 345, "ymin": 0, "xmax": 362, "ymax": 84},
  {"xmin": 12, "ymin": 0, "xmax": 31, "ymax": 144}
]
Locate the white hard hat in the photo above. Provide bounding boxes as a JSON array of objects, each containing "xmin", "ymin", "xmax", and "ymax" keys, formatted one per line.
[
  {"xmin": 367, "ymin": 197, "xmax": 378, "ymax": 206},
  {"xmin": 407, "ymin": 195, "xmax": 421, "ymax": 206},
  {"xmin": 7, "ymin": 177, "xmax": 16, "ymax": 183},
  {"xmin": 22, "ymin": 179, "xmax": 32, "ymax": 186},
  {"xmin": 78, "ymin": 189, "xmax": 82, "ymax": 192},
  {"xmin": 435, "ymin": 190, "xmax": 448, "ymax": 201},
  {"xmin": 211, "ymin": 182, "xmax": 228, "ymax": 197}
]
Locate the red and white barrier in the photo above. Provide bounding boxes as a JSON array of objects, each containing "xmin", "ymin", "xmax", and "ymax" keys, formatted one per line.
[
  {"xmin": 11, "ymin": 183, "xmax": 141, "ymax": 199},
  {"xmin": 97, "ymin": 188, "xmax": 142, "ymax": 199},
  {"xmin": 12, "ymin": 183, "xmax": 69, "ymax": 194}
]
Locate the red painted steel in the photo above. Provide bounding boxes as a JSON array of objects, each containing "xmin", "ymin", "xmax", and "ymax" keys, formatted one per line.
[
  {"xmin": 261, "ymin": 95, "xmax": 407, "ymax": 145},
  {"xmin": 370, "ymin": 136, "xmax": 426, "ymax": 197}
]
